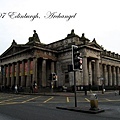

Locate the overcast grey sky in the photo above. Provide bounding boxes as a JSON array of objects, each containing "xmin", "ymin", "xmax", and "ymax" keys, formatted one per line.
[{"xmin": 0, "ymin": 0, "xmax": 120, "ymax": 55}]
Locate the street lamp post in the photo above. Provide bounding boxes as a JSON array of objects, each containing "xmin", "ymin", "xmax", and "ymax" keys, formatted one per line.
[
  {"xmin": 74, "ymin": 71, "xmax": 77, "ymax": 107},
  {"xmin": 101, "ymin": 78, "xmax": 104, "ymax": 94}
]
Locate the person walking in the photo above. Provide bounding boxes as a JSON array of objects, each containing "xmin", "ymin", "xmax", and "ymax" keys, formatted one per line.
[{"xmin": 15, "ymin": 85, "xmax": 18, "ymax": 93}]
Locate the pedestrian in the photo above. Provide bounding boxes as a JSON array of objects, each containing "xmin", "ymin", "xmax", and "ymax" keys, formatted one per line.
[
  {"xmin": 34, "ymin": 83, "xmax": 38, "ymax": 93},
  {"xmin": 15, "ymin": 85, "xmax": 18, "ymax": 93}
]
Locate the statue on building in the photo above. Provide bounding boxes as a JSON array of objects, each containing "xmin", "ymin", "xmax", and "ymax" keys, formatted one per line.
[
  {"xmin": 28, "ymin": 30, "xmax": 41, "ymax": 43},
  {"xmin": 33, "ymin": 30, "xmax": 40, "ymax": 42},
  {"xmin": 65, "ymin": 29, "xmax": 80, "ymax": 39},
  {"xmin": 66, "ymin": 29, "xmax": 75, "ymax": 38},
  {"xmin": 11, "ymin": 39, "xmax": 17, "ymax": 46}
]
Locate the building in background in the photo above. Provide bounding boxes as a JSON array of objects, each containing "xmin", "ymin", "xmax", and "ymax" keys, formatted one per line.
[{"xmin": 0, "ymin": 30, "xmax": 120, "ymax": 91}]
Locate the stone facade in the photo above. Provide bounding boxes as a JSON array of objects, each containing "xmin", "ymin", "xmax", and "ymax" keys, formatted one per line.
[{"xmin": 0, "ymin": 29, "xmax": 120, "ymax": 90}]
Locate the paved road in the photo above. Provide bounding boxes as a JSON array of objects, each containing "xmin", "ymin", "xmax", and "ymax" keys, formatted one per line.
[
  {"xmin": 0, "ymin": 91, "xmax": 119, "ymax": 105},
  {"xmin": 0, "ymin": 92, "xmax": 120, "ymax": 120}
]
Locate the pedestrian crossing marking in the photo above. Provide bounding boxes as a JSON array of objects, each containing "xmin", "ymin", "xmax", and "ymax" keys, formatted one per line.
[
  {"xmin": 0, "ymin": 95, "xmax": 26, "ymax": 103},
  {"xmin": 85, "ymin": 98, "xmax": 90, "ymax": 102},
  {"xmin": 0, "ymin": 93, "xmax": 120, "ymax": 106},
  {"xmin": 21, "ymin": 96, "xmax": 41, "ymax": 103},
  {"xmin": 105, "ymin": 98, "xmax": 120, "ymax": 102},
  {"xmin": 43, "ymin": 97, "xmax": 54, "ymax": 103},
  {"xmin": 0, "ymin": 102, "xmax": 22, "ymax": 106},
  {"xmin": 67, "ymin": 97, "xmax": 70, "ymax": 102}
]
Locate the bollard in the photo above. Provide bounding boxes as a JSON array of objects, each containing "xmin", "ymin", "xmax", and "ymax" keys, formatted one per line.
[{"xmin": 90, "ymin": 94, "xmax": 99, "ymax": 110}]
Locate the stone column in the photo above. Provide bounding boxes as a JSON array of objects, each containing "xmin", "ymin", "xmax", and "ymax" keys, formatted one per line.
[
  {"xmin": 95, "ymin": 59, "xmax": 100, "ymax": 85},
  {"xmin": 88, "ymin": 61, "xmax": 92, "ymax": 85},
  {"xmin": 21, "ymin": 60, "xmax": 25, "ymax": 87},
  {"xmin": 113, "ymin": 66, "xmax": 116, "ymax": 86},
  {"xmin": 108, "ymin": 65, "xmax": 112, "ymax": 86},
  {"xmin": 56, "ymin": 61, "xmax": 61, "ymax": 86},
  {"xmin": 100, "ymin": 63, "xmax": 103, "ymax": 85},
  {"xmin": 9, "ymin": 64, "xmax": 12, "ymax": 86},
  {"xmin": 7, "ymin": 64, "xmax": 10, "ymax": 86},
  {"xmin": 116, "ymin": 67, "xmax": 120, "ymax": 86},
  {"xmin": 16, "ymin": 62, "xmax": 19, "ymax": 85},
  {"xmin": 26, "ymin": 59, "xmax": 30, "ymax": 87},
  {"xmin": 92, "ymin": 62, "xmax": 95, "ymax": 85},
  {"xmin": 51, "ymin": 61, "xmax": 55, "ymax": 73},
  {"xmin": 0, "ymin": 65, "xmax": 3, "ymax": 85},
  {"xmin": 83, "ymin": 57, "xmax": 88, "ymax": 85},
  {"xmin": 33, "ymin": 58, "xmax": 37, "ymax": 84},
  {"xmin": 3, "ymin": 65, "xmax": 6, "ymax": 86},
  {"xmin": 103, "ymin": 64, "xmax": 108, "ymax": 86},
  {"xmin": 11, "ymin": 63, "xmax": 15, "ymax": 86},
  {"xmin": 41, "ymin": 59, "xmax": 47, "ymax": 87}
]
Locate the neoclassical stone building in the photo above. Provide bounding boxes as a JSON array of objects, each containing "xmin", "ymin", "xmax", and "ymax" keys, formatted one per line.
[{"xmin": 0, "ymin": 29, "xmax": 120, "ymax": 90}]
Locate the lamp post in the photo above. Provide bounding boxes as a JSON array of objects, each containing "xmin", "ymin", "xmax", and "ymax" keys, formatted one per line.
[
  {"xmin": 89, "ymin": 73, "xmax": 91, "ymax": 91},
  {"xmin": 74, "ymin": 71, "xmax": 77, "ymax": 107},
  {"xmin": 101, "ymin": 78, "xmax": 104, "ymax": 94}
]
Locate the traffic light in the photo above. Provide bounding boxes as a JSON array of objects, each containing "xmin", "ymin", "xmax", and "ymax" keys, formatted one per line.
[
  {"xmin": 72, "ymin": 45, "xmax": 82, "ymax": 70},
  {"xmin": 52, "ymin": 73, "xmax": 57, "ymax": 81},
  {"xmin": 49, "ymin": 73, "xmax": 57, "ymax": 81}
]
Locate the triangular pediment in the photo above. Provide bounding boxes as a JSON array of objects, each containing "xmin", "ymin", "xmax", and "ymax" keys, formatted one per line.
[
  {"xmin": 1, "ymin": 41, "xmax": 29, "ymax": 58},
  {"xmin": 87, "ymin": 38, "xmax": 103, "ymax": 51},
  {"xmin": 89, "ymin": 43, "xmax": 101, "ymax": 49}
]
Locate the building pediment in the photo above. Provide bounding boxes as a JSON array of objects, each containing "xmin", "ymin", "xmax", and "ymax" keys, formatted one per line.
[
  {"xmin": 0, "ymin": 40, "xmax": 29, "ymax": 58},
  {"xmin": 86, "ymin": 38, "xmax": 103, "ymax": 51}
]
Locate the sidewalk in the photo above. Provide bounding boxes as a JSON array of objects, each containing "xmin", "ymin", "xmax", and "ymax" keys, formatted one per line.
[
  {"xmin": 56, "ymin": 106, "xmax": 105, "ymax": 114},
  {"xmin": 19, "ymin": 90, "xmax": 119, "ymax": 97}
]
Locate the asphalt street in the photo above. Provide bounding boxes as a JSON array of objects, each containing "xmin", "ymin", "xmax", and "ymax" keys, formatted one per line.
[{"xmin": 0, "ymin": 91, "xmax": 120, "ymax": 120}]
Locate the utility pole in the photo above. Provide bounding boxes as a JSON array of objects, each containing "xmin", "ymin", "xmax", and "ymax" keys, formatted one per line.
[{"xmin": 72, "ymin": 45, "xmax": 83, "ymax": 107}]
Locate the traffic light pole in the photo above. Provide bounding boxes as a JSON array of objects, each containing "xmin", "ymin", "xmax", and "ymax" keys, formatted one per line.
[
  {"xmin": 74, "ymin": 70, "xmax": 77, "ymax": 107},
  {"xmin": 51, "ymin": 81, "xmax": 53, "ymax": 93},
  {"xmin": 72, "ymin": 45, "xmax": 78, "ymax": 107}
]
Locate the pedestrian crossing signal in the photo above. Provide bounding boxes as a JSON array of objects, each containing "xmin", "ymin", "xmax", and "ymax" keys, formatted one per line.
[{"xmin": 72, "ymin": 45, "xmax": 82, "ymax": 70}]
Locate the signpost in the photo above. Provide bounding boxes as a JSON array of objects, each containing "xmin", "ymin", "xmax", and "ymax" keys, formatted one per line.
[{"xmin": 72, "ymin": 45, "xmax": 83, "ymax": 107}]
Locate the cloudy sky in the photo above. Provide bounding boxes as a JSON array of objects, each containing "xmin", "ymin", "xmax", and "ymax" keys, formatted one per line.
[{"xmin": 0, "ymin": 0, "xmax": 120, "ymax": 55}]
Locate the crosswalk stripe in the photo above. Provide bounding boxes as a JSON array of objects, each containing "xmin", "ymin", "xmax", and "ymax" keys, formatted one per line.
[
  {"xmin": 85, "ymin": 98, "xmax": 90, "ymax": 102},
  {"xmin": 0, "ymin": 102, "xmax": 22, "ymax": 106},
  {"xmin": 105, "ymin": 98, "xmax": 111, "ymax": 101},
  {"xmin": 0, "ymin": 95, "xmax": 26, "ymax": 103},
  {"xmin": 67, "ymin": 97, "xmax": 70, "ymax": 102},
  {"xmin": 43, "ymin": 97, "xmax": 54, "ymax": 103},
  {"xmin": 21, "ymin": 96, "xmax": 41, "ymax": 103}
]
